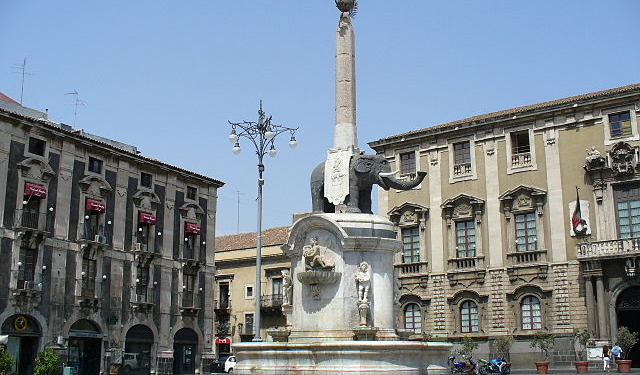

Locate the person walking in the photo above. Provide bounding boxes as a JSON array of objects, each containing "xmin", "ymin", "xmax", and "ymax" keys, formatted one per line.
[
  {"xmin": 602, "ymin": 344, "xmax": 612, "ymax": 372},
  {"xmin": 611, "ymin": 344, "xmax": 622, "ymax": 361}
]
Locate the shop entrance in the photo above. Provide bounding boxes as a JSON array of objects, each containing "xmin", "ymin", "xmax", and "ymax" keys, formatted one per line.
[
  {"xmin": 1, "ymin": 314, "xmax": 41, "ymax": 375},
  {"xmin": 617, "ymin": 285, "xmax": 640, "ymax": 367},
  {"xmin": 173, "ymin": 329, "xmax": 198, "ymax": 375},
  {"xmin": 122, "ymin": 325, "xmax": 153, "ymax": 375},
  {"xmin": 68, "ymin": 319, "xmax": 102, "ymax": 375}
]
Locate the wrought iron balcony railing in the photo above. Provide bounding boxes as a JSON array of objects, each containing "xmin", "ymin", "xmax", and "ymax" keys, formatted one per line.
[
  {"xmin": 81, "ymin": 223, "xmax": 111, "ymax": 244},
  {"xmin": 261, "ymin": 294, "xmax": 283, "ymax": 309},
  {"xmin": 14, "ymin": 209, "xmax": 51, "ymax": 232},
  {"xmin": 214, "ymin": 299, "xmax": 232, "ymax": 310},
  {"xmin": 577, "ymin": 237, "xmax": 640, "ymax": 259},
  {"xmin": 216, "ymin": 322, "xmax": 230, "ymax": 335}
]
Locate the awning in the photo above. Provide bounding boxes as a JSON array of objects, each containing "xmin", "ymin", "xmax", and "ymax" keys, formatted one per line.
[
  {"xmin": 85, "ymin": 198, "xmax": 106, "ymax": 212},
  {"xmin": 24, "ymin": 182, "xmax": 47, "ymax": 198},
  {"xmin": 138, "ymin": 212, "xmax": 156, "ymax": 224},
  {"xmin": 215, "ymin": 338, "xmax": 231, "ymax": 344},
  {"xmin": 185, "ymin": 222, "xmax": 201, "ymax": 234}
]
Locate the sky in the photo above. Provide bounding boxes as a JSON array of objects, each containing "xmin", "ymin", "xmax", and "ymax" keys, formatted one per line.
[{"xmin": 1, "ymin": 1, "xmax": 639, "ymax": 236}]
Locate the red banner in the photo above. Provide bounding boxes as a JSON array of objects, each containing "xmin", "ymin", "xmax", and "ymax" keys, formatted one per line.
[
  {"xmin": 24, "ymin": 182, "xmax": 47, "ymax": 198},
  {"xmin": 185, "ymin": 222, "xmax": 201, "ymax": 234},
  {"xmin": 138, "ymin": 212, "xmax": 156, "ymax": 224},
  {"xmin": 85, "ymin": 198, "xmax": 106, "ymax": 212},
  {"xmin": 215, "ymin": 338, "xmax": 231, "ymax": 344}
]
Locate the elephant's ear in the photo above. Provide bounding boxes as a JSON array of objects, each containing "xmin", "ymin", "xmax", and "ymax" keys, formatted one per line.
[{"xmin": 353, "ymin": 157, "xmax": 374, "ymax": 173}]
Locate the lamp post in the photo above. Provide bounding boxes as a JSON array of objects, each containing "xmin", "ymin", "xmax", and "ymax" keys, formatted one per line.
[{"xmin": 228, "ymin": 101, "xmax": 298, "ymax": 341}]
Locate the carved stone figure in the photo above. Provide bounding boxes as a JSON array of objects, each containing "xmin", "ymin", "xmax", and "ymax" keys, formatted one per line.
[
  {"xmin": 282, "ymin": 269, "xmax": 293, "ymax": 305},
  {"xmin": 303, "ymin": 237, "xmax": 334, "ymax": 270},
  {"xmin": 355, "ymin": 261, "xmax": 371, "ymax": 302},
  {"xmin": 609, "ymin": 142, "xmax": 637, "ymax": 177},
  {"xmin": 357, "ymin": 300, "xmax": 370, "ymax": 327},
  {"xmin": 311, "ymin": 153, "xmax": 426, "ymax": 214},
  {"xmin": 584, "ymin": 146, "xmax": 607, "ymax": 171}
]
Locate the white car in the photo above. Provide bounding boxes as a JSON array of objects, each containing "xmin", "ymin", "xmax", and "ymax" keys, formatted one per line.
[
  {"xmin": 122, "ymin": 353, "xmax": 140, "ymax": 372},
  {"xmin": 224, "ymin": 355, "xmax": 236, "ymax": 373}
]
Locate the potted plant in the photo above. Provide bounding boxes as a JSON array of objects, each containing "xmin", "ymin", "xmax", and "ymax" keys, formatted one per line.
[
  {"xmin": 615, "ymin": 326, "xmax": 639, "ymax": 373},
  {"xmin": 0, "ymin": 347, "xmax": 14, "ymax": 375},
  {"xmin": 495, "ymin": 335, "xmax": 515, "ymax": 361},
  {"xmin": 458, "ymin": 335, "xmax": 479, "ymax": 357},
  {"xmin": 530, "ymin": 331, "xmax": 555, "ymax": 374},
  {"xmin": 34, "ymin": 348, "xmax": 60, "ymax": 375},
  {"xmin": 571, "ymin": 329, "xmax": 593, "ymax": 373}
]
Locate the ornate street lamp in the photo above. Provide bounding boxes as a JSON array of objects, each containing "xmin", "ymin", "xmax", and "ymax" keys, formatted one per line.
[{"xmin": 228, "ymin": 101, "xmax": 298, "ymax": 341}]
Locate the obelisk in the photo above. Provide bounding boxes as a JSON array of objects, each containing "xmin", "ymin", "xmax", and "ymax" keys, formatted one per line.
[
  {"xmin": 325, "ymin": 1, "xmax": 359, "ymax": 209},
  {"xmin": 334, "ymin": 2, "xmax": 358, "ymax": 152}
]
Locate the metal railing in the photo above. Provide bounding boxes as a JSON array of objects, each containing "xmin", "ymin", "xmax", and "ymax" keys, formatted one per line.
[
  {"xmin": 577, "ymin": 237, "xmax": 640, "ymax": 259},
  {"xmin": 453, "ymin": 163, "xmax": 472, "ymax": 177},
  {"xmin": 14, "ymin": 209, "xmax": 50, "ymax": 231},
  {"xmin": 181, "ymin": 291, "xmax": 200, "ymax": 308},
  {"xmin": 216, "ymin": 322, "xmax": 230, "ymax": 335},
  {"xmin": 214, "ymin": 299, "xmax": 232, "ymax": 310},
  {"xmin": 394, "ymin": 261, "xmax": 428, "ymax": 276},
  {"xmin": 260, "ymin": 294, "xmax": 283, "ymax": 309},
  {"xmin": 511, "ymin": 152, "xmax": 532, "ymax": 167},
  {"xmin": 181, "ymin": 244, "xmax": 198, "ymax": 261},
  {"xmin": 81, "ymin": 223, "xmax": 111, "ymax": 244}
]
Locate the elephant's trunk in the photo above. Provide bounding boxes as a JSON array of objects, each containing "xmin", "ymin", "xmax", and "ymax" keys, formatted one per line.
[{"xmin": 380, "ymin": 171, "xmax": 427, "ymax": 190}]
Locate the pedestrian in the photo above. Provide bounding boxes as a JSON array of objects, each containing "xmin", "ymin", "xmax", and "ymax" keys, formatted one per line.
[
  {"xmin": 602, "ymin": 344, "xmax": 612, "ymax": 372},
  {"xmin": 611, "ymin": 344, "xmax": 622, "ymax": 361}
]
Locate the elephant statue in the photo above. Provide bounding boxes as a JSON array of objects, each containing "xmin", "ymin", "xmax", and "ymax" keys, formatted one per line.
[{"xmin": 311, "ymin": 153, "xmax": 427, "ymax": 214}]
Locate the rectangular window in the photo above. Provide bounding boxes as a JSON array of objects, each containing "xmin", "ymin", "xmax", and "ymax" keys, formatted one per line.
[
  {"xmin": 272, "ymin": 277, "xmax": 283, "ymax": 296},
  {"xmin": 140, "ymin": 172, "xmax": 152, "ymax": 188},
  {"xmin": 461, "ymin": 301, "xmax": 479, "ymax": 333},
  {"xmin": 218, "ymin": 282, "xmax": 230, "ymax": 309},
  {"xmin": 614, "ymin": 183, "xmax": 640, "ymax": 238},
  {"xmin": 455, "ymin": 220, "xmax": 476, "ymax": 257},
  {"xmin": 511, "ymin": 131, "xmax": 531, "ymax": 155},
  {"xmin": 81, "ymin": 257, "xmax": 97, "ymax": 298},
  {"xmin": 400, "ymin": 152, "xmax": 416, "ymax": 175},
  {"xmin": 184, "ymin": 232, "xmax": 197, "ymax": 260},
  {"xmin": 187, "ymin": 186, "xmax": 197, "ymax": 200},
  {"xmin": 18, "ymin": 246, "xmax": 37, "ymax": 288},
  {"xmin": 401, "ymin": 227, "xmax": 420, "ymax": 263},
  {"xmin": 244, "ymin": 313, "xmax": 254, "ymax": 335},
  {"xmin": 610, "ymin": 112, "xmax": 632, "ymax": 138},
  {"xmin": 136, "ymin": 265, "xmax": 150, "ymax": 297},
  {"xmin": 245, "ymin": 285, "xmax": 254, "ymax": 299},
  {"xmin": 454, "ymin": 141, "xmax": 471, "ymax": 165},
  {"xmin": 182, "ymin": 271, "xmax": 195, "ymax": 306},
  {"xmin": 28, "ymin": 137, "xmax": 46, "ymax": 156},
  {"xmin": 88, "ymin": 157, "xmax": 103, "ymax": 174},
  {"xmin": 21, "ymin": 197, "xmax": 41, "ymax": 229},
  {"xmin": 515, "ymin": 212, "xmax": 537, "ymax": 251}
]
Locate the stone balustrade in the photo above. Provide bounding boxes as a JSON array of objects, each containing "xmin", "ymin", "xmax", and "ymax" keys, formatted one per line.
[{"xmin": 577, "ymin": 237, "xmax": 640, "ymax": 259}]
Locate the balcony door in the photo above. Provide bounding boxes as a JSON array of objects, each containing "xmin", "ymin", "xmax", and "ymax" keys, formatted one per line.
[{"xmin": 614, "ymin": 183, "xmax": 640, "ymax": 239}]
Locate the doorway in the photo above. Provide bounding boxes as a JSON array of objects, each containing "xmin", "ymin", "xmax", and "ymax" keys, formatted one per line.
[
  {"xmin": 1, "ymin": 315, "xmax": 41, "ymax": 375},
  {"xmin": 616, "ymin": 285, "xmax": 640, "ymax": 367},
  {"xmin": 173, "ymin": 329, "xmax": 198, "ymax": 375},
  {"xmin": 68, "ymin": 319, "xmax": 103, "ymax": 375}
]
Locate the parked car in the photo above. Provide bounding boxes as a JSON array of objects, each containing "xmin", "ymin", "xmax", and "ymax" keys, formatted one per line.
[
  {"xmin": 122, "ymin": 353, "xmax": 141, "ymax": 372},
  {"xmin": 224, "ymin": 355, "xmax": 236, "ymax": 373}
]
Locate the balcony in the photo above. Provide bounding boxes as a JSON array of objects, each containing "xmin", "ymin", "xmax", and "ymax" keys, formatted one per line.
[
  {"xmin": 453, "ymin": 163, "xmax": 472, "ymax": 177},
  {"xmin": 80, "ymin": 223, "xmax": 111, "ymax": 245},
  {"xmin": 180, "ymin": 292, "xmax": 201, "ymax": 316},
  {"xmin": 214, "ymin": 299, "xmax": 232, "ymax": 311},
  {"xmin": 577, "ymin": 238, "xmax": 640, "ymax": 260},
  {"xmin": 394, "ymin": 261, "xmax": 428, "ymax": 277},
  {"xmin": 216, "ymin": 322, "xmax": 231, "ymax": 336},
  {"xmin": 511, "ymin": 152, "xmax": 532, "ymax": 168},
  {"xmin": 261, "ymin": 294, "xmax": 283, "ymax": 311},
  {"xmin": 13, "ymin": 209, "xmax": 51, "ymax": 240},
  {"xmin": 131, "ymin": 292, "xmax": 154, "ymax": 312},
  {"xmin": 507, "ymin": 249, "xmax": 547, "ymax": 265},
  {"xmin": 12, "ymin": 280, "xmax": 42, "ymax": 300},
  {"xmin": 447, "ymin": 255, "xmax": 485, "ymax": 270}
]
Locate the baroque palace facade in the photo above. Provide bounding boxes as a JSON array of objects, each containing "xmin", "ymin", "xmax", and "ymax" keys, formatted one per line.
[
  {"xmin": 369, "ymin": 83, "xmax": 640, "ymax": 366},
  {"xmin": 0, "ymin": 94, "xmax": 223, "ymax": 375}
]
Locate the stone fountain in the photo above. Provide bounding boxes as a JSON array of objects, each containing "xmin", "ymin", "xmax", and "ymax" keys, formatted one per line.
[{"xmin": 232, "ymin": 1, "xmax": 451, "ymax": 373}]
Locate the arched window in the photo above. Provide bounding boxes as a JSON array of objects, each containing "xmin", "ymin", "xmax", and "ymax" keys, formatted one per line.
[
  {"xmin": 404, "ymin": 303, "xmax": 422, "ymax": 333},
  {"xmin": 460, "ymin": 300, "xmax": 479, "ymax": 333},
  {"xmin": 521, "ymin": 296, "xmax": 542, "ymax": 330}
]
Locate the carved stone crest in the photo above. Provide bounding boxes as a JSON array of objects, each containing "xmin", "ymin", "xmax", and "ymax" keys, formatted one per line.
[
  {"xmin": 324, "ymin": 149, "xmax": 351, "ymax": 206},
  {"xmin": 609, "ymin": 141, "xmax": 637, "ymax": 177}
]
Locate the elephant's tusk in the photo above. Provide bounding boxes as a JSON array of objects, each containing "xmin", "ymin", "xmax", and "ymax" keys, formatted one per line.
[{"xmin": 378, "ymin": 170, "xmax": 399, "ymax": 178}]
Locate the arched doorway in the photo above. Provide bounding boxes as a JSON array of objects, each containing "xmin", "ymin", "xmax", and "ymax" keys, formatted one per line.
[
  {"xmin": 1, "ymin": 314, "xmax": 41, "ymax": 375},
  {"xmin": 616, "ymin": 285, "xmax": 640, "ymax": 367},
  {"xmin": 68, "ymin": 319, "xmax": 102, "ymax": 375},
  {"xmin": 173, "ymin": 328, "xmax": 198, "ymax": 375},
  {"xmin": 122, "ymin": 325, "xmax": 153, "ymax": 375}
]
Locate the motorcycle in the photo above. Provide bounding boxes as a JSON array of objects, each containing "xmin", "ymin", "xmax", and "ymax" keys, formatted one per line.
[
  {"xmin": 448, "ymin": 355, "xmax": 478, "ymax": 374},
  {"xmin": 478, "ymin": 357, "xmax": 511, "ymax": 374}
]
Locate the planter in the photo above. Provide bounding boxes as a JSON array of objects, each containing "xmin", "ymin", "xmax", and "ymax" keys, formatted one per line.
[
  {"xmin": 574, "ymin": 360, "xmax": 589, "ymax": 373},
  {"xmin": 535, "ymin": 361, "xmax": 550, "ymax": 374},
  {"xmin": 616, "ymin": 359, "xmax": 632, "ymax": 373}
]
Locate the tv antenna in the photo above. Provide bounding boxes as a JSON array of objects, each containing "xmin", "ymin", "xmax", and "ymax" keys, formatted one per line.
[
  {"xmin": 64, "ymin": 89, "xmax": 86, "ymax": 126},
  {"xmin": 11, "ymin": 58, "xmax": 32, "ymax": 105}
]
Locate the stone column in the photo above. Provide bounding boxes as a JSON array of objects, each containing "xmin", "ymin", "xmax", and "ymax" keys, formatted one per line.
[
  {"xmin": 334, "ymin": 13, "xmax": 357, "ymax": 151},
  {"xmin": 595, "ymin": 275, "xmax": 609, "ymax": 340},
  {"xmin": 544, "ymin": 129, "xmax": 567, "ymax": 262},
  {"xmin": 584, "ymin": 275, "xmax": 597, "ymax": 336}
]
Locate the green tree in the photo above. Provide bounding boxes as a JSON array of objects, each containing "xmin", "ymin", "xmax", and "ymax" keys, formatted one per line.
[
  {"xmin": 458, "ymin": 336, "xmax": 479, "ymax": 357},
  {"xmin": 530, "ymin": 331, "xmax": 555, "ymax": 361},
  {"xmin": 616, "ymin": 326, "xmax": 639, "ymax": 360},
  {"xmin": 495, "ymin": 335, "xmax": 515, "ymax": 360},
  {"xmin": 0, "ymin": 348, "xmax": 14, "ymax": 375},
  {"xmin": 570, "ymin": 329, "xmax": 593, "ymax": 361},
  {"xmin": 34, "ymin": 348, "xmax": 60, "ymax": 375}
]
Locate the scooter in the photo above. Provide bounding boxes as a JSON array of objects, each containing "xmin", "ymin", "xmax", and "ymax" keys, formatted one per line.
[
  {"xmin": 478, "ymin": 357, "xmax": 511, "ymax": 374},
  {"xmin": 448, "ymin": 355, "xmax": 478, "ymax": 374}
]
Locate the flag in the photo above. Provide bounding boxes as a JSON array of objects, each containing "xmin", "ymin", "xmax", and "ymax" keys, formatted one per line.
[{"xmin": 572, "ymin": 187, "xmax": 587, "ymax": 235}]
